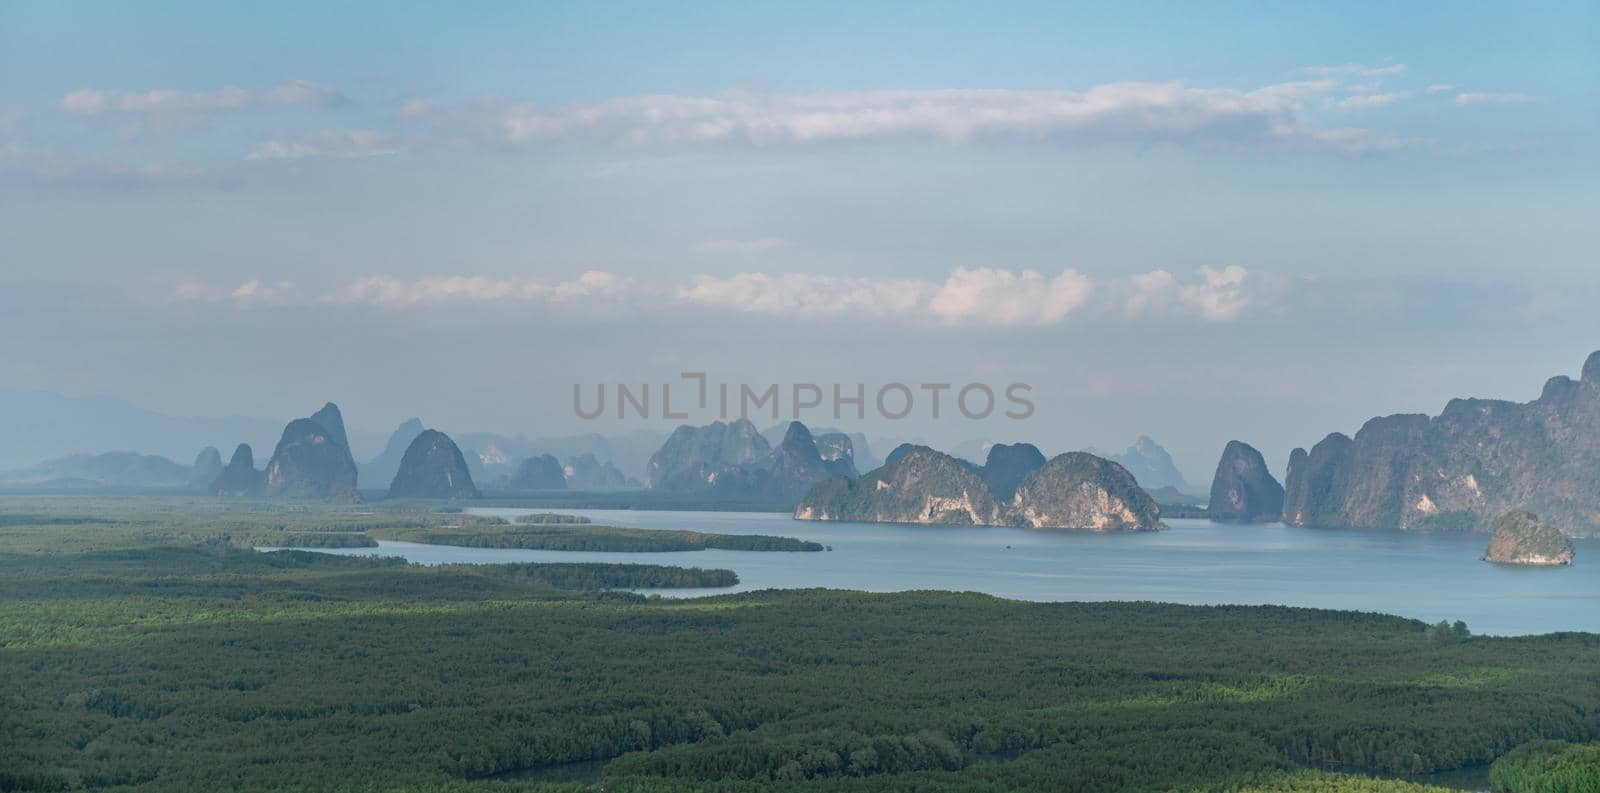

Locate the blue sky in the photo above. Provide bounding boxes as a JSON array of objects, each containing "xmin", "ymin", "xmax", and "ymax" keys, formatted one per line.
[{"xmin": 1, "ymin": 1, "xmax": 1597, "ymax": 482}]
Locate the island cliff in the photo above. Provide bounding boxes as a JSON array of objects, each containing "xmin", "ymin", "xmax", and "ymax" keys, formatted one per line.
[
  {"xmin": 1282, "ymin": 351, "xmax": 1600, "ymax": 536},
  {"xmin": 1208, "ymin": 441, "xmax": 1284, "ymax": 522},
  {"xmin": 796, "ymin": 446, "xmax": 1163, "ymax": 531},
  {"xmin": 795, "ymin": 445, "xmax": 1000, "ymax": 525},
  {"xmin": 1009, "ymin": 452, "xmax": 1163, "ymax": 531}
]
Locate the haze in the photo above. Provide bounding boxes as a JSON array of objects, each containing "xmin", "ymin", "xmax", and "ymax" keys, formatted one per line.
[{"xmin": 2, "ymin": 1, "xmax": 1597, "ymax": 482}]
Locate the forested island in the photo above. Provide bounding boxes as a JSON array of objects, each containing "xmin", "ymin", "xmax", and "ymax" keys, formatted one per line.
[
  {"xmin": 62, "ymin": 503, "xmax": 826, "ymax": 555},
  {"xmin": 374, "ymin": 519, "xmax": 824, "ymax": 553},
  {"xmin": 1482, "ymin": 511, "xmax": 1577, "ymax": 566}
]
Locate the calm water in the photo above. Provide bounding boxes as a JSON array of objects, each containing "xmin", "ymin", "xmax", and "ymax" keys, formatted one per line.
[{"xmin": 300, "ymin": 508, "xmax": 1599, "ymax": 636}]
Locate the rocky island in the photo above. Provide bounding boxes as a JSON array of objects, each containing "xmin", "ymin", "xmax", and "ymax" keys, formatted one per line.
[
  {"xmin": 388, "ymin": 429, "xmax": 479, "ymax": 499},
  {"xmin": 1207, "ymin": 440, "xmax": 1284, "ymax": 522},
  {"xmin": 1009, "ymin": 452, "xmax": 1163, "ymax": 531},
  {"xmin": 796, "ymin": 445, "xmax": 1163, "ymax": 531},
  {"xmin": 208, "ymin": 443, "xmax": 262, "ymax": 496},
  {"xmin": 646, "ymin": 418, "xmax": 772, "ymax": 492},
  {"xmin": 1482, "ymin": 511, "xmax": 1576, "ymax": 566},
  {"xmin": 1282, "ymin": 350, "xmax": 1600, "ymax": 536},
  {"xmin": 561, "ymin": 453, "xmax": 628, "ymax": 489},
  {"xmin": 797, "ymin": 445, "xmax": 1001, "ymax": 525},
  {"xmin": 645, "ymin": 419, "xmax": 855, "ymax": 501},
  {"xmin": 261, "ymin": 403, "xmax": 360, "ymax": 500},
  {"xmin": 263, "ymin": 419, "xmax": 358, "ymax": 499},
  {"xmin": 187, "ymin": 446, "xmax": 224, "ymax": 491},
  {"xmin": 505, "ymin": 454, "xmax": 568, "ymax": 490}
]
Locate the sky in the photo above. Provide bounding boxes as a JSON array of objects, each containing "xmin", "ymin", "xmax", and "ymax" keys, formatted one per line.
[{"xmin": 1, "ymin": 1, "xmax": 1598, "ymax": 483}]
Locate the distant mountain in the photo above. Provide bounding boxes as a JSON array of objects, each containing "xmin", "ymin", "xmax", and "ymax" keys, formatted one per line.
[
  {"xmin": 187, "ymin": 447, "xmax": 224, "ymax": 490},
  {"xmin": 813, "ymin": 432, "xmax": 852, "ymax": 466},
  {"xmin": 1283, "ymin": 350, "xmax": 1600, "ymax": 537},
  {"xmin": 454, "ymin": 432, "xmax": 530, "ymax": 483},
  {"xmin": 529, "ymin": 430, "xmax": 663, "ymax": 481},
  {"xmin": 646, "ymin": 419, "xmax": 772, "ymax": 492},
  {"xmin": 455, "ymin": 430, "xmax": 660, "ymax": 484},
  {"xmin": 979, "ymin": 443, "xmax": 1047, "ymax": 501},
  {"xmin": 648, "ymin": 420, "xmax": 853, "ymax": 501},
  {"xmin": 362, "ymin": 418, "xmax": 426, "ymax": 487},
  {"xmin": 262, "ymin": 411, "xmax": 359, "ymax": 500},
  {"xmin": 0, "ymin": 451, "xmax": 191, "ymax": 490},
  {"xmin": 1093, "ymin": 436, "xmax": 1189, "ymax": 492},
  {"xmin": 209, "ymin": 444, "xmax": 262, "ymax": 496},
  {"xmin": 504, "ymin": 454, "xmax": 568, "ymax": 490},
  {"xmin": 388, "ymin": 430, "xmax": 478, "ymax": 499},
  {"xmin": 1207, "ymin": 441, "xmax": 1284, "ymax": 523},
  {"xmin": 562, "ymin": 453, "xmax": 629, "ymax": 489},
  {"xmin": 764, "ymin": 422, "xmax": 855, "ymax": 500},
  {"xmin": 844, "ymin": 434, "xmax": 882, "ymax": 472},
  {"xmin": 797, "ymin": 446, "xmax": 1163, "ymax": 531},
  {"xmin": 0, "ymin": 389, "xmax": 286, "ymax": 471},
  {"xmin": 765, "ymin": 424, "xmax": 880, "ymax": 471}
]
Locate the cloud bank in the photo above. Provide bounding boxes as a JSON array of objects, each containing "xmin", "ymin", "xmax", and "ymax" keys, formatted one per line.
[
  {"xmin": 246, "ymin": 130, "xmax": 400, "ymax": 162},
  {"xmin": 175, "ymin": 271, "xmax": 635, "ymax": 308},
  {"xmin": 36, "ymin": 63, "xmax": 1539, "ymax": 186},
  {"xmin": 679, "ymin": 265, "xmax": 1262, "ymax": 326},
  {"xmin": 60, "ymin": 81, "xmax": 345, "ymax": 119},
  {"xmin": 401, "ymin": 81, "xmax": 1420, "ymax": 153},
  {"xmin": 1454, "ymin": 92, "xmax": 1540, "ymax": 106},
  {"xmin": 175, "ymin": 266, "xmax": 1270, "ymax": 326}
]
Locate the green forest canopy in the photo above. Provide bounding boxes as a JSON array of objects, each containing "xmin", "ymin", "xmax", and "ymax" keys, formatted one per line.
[{"xmin": 0, "ymin": 497, "xmax": 1596, "ymax": 792}]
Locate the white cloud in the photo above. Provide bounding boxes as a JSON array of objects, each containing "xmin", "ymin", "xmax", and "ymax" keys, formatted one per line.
[
  {"xmin": 59, "ymin": 81, "xmax": 344, "ymax": 122},
  {"xmin": 1119, "ymin": 265, "xmax": 1259, "ymax": 320},
  {"xmin": 230, "ymin": 279, "xmax": 298, "ymax": 304},
  {"xmin": 677, "ymin": 272, "xmax": 935, "ymax": 318},
  {"xmin": 1300, "ymin": 63, "xmax": 1409, "ymax": 79},
  {"xmin": 928, "ymin": 267, "xmax": 1094, "ymax": 326},
  {"xmin": 1122, "ymin": 270, "xmax": 1181, "ymax": 316},
  {"xmin": 1455, "ymin": 92, "xmax": 1539, "ymax": 106},
  {"xmin": 399, "ymin": 80, "xmax": 1411, "ymax": 153},
  {"xmin": 1426, "ymin": 84, "xmax": 1455, "ymax": 94},
  {"xmin": 246, "ymin": 129, "xmax": 399, "ymax": 161},
  {"xmin": 1263, "ymin": 121, "xmax": 1430, "ymax": 154},
  {"xmin": 679, "ymin": 265, "xmax": 1261, "ymax": 326},
  {"xmin": 1178, "ymin": 265, "xmax": 1254, "ymax": 320},
  {"xmin": 329, "ymin": 271, "xmax": 635, "ymax": 307},
  {"xmin": 175, "ymin": 271, "xmax": 636, "ymax": 309},
  {"xmin": 176, "ymin": 266, "xmax": 1273, "ymax": 324}
]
